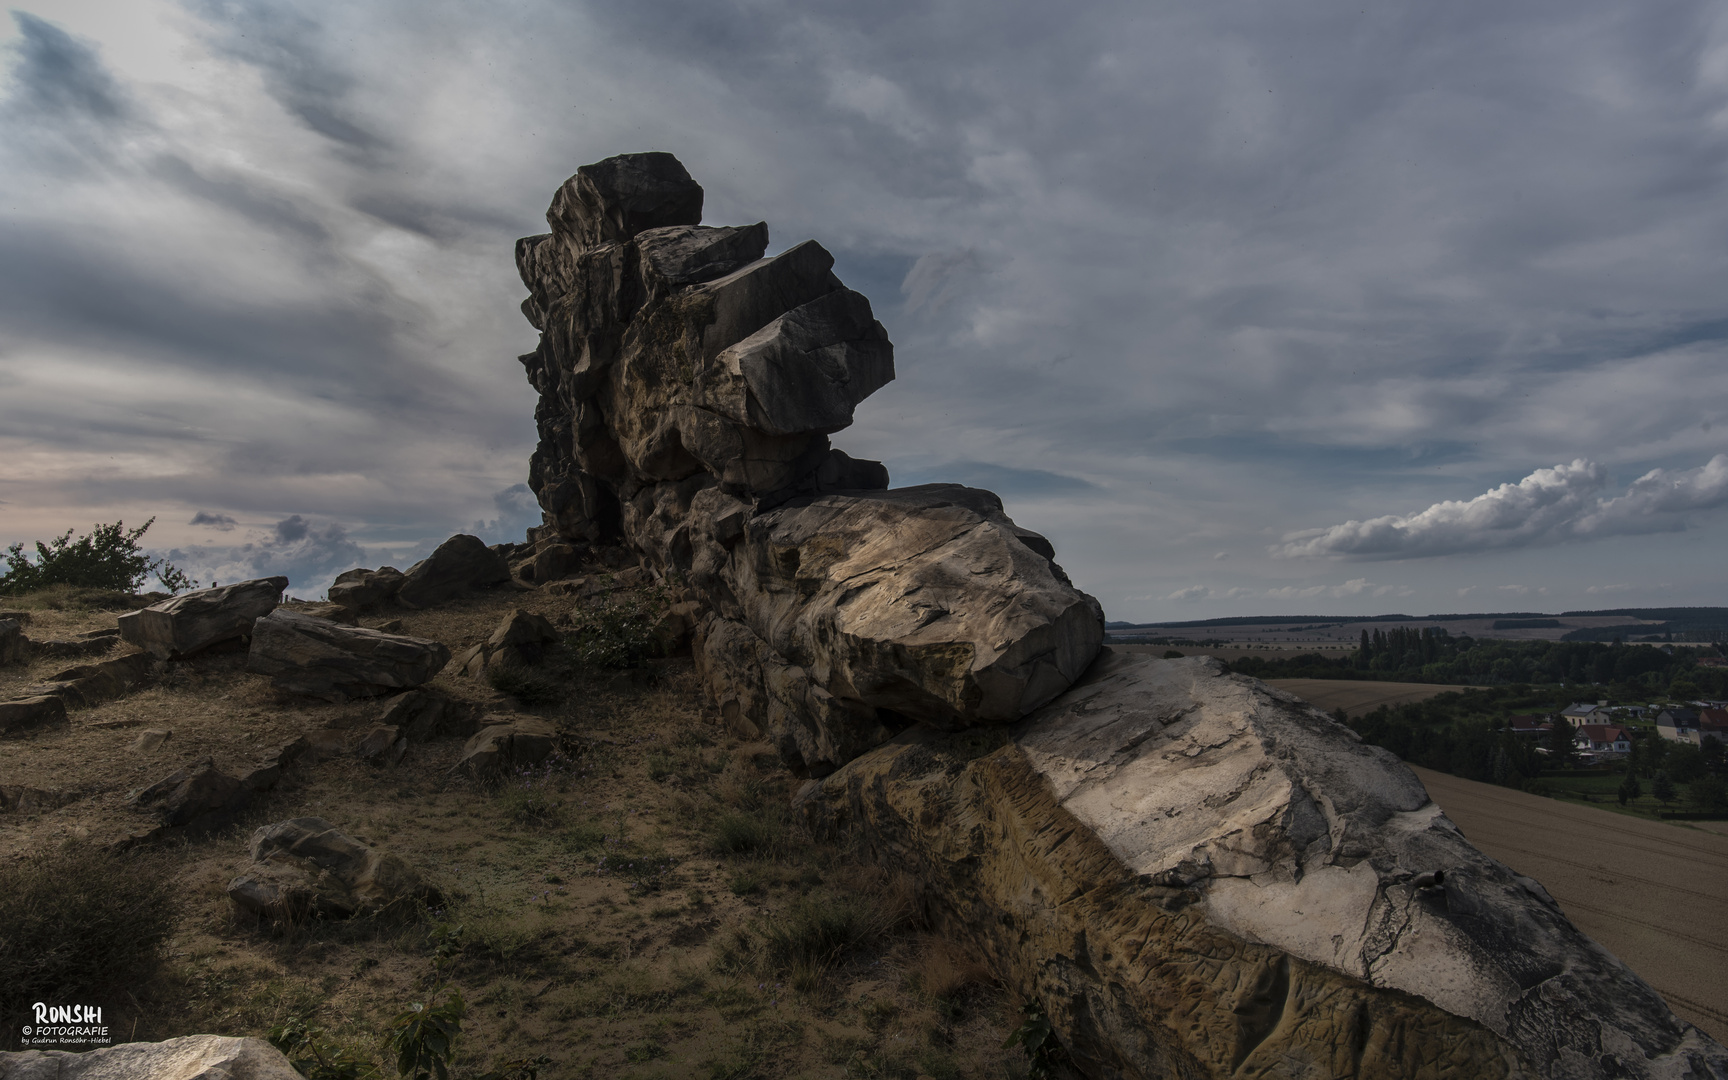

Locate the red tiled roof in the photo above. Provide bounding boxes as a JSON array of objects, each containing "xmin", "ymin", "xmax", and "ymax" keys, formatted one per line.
[{"xmin": 1575, "ymin": 724, "xmax": 1630, "ymax": 743}]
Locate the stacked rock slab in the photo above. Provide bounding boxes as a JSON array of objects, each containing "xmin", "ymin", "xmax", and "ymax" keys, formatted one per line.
[
  {"xmin": 801, "ymin": 653, "xmax": 1728, "ymax": 1079},
  {"xmin": 516, "ymin": 153, "xmax": 1105, "ymax": 776}
]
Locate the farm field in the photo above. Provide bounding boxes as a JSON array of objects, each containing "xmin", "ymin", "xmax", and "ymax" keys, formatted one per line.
[
  {"xmin": 1264, "ymin": 678, "xmax": 1456, "ymax": 717},
  {"xmin": 1410, "ymin": 766, "xmax": 1728, "ymax": 1045}
]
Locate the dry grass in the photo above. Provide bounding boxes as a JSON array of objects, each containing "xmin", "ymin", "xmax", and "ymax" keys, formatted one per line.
[{"xmin": 0, "ymin": 577, "xmax": 1033, "ymax": 1078}]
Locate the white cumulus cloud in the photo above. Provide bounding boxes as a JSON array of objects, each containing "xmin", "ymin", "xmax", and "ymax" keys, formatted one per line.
[{"xmin": 1275, "ymin": 455, "xmax": 1728, "ymax": 559}]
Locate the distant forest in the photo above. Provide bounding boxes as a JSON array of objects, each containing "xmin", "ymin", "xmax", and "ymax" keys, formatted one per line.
[{"xmin": 1226, "ymin": 627, "xmax": 1728, "ymax": 698}]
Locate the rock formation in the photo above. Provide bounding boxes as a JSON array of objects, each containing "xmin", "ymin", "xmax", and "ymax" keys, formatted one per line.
[
  {"xmin": 245, "ymin": 610, "xmax": 452, "ymax": 701},
  {"xmin": 0, "ymin": 1035, "xmax": 300, "ymax": 1080},
  {"xmin": 118, "ymin": 577, "xmax": 287, "ymax": 659},
  {"xmin": 514, "ymin": 152, "xmax": 1104, "ymax": 777},
  {"xmin": 510, "ymin": 153, "xmax": 1726, "ymax": 1077},
  {"xmin": 802, "ymin": 652, "xmax": 1728, "ymax": 1079},
  {"xmin": 228, "ymin": 817, "xmax": 437, "ymax": 923}
]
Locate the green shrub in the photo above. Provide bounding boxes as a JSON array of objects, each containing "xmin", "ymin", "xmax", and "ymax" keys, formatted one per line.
[
  {"xmin": 1, "ymin": 518, "xmax": 196, "ymax": 595},
  {"xmin": 561, "ymin": 592, "xmax": 662, "ymax": 670},
  {"xmin": 496, "ymin": 779, "xmax": 563, "ymax": 828},
  {"xmin": 0, "ymin": 843, "xmax": 179, "ymax": 1045}
]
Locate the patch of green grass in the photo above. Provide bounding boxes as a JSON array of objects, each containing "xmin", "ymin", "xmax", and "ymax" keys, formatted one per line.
[
  {"xmin": 759, "ymin": 893, "xmax": 880, "ymax": 973},
  {"xmin": 497, "ymin": 780, "xmax": 564, "ymax": 828},
  {"xmin": 727, "ymin": 870, "xmax": 763, "ymax": 897}
]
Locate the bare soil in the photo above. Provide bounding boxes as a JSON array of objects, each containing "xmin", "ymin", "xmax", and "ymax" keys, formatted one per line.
[
  {"xmin": 0, "ymin": 586, "xmax": 1033, "ymax": 1079},
  {"xmin": 1409, "ymin": 766, "xmax": 1728, "ymax": 1045},
  {"xmin": 1262, "ymin": 678, "xmax": 1457, "ymax": 717}
]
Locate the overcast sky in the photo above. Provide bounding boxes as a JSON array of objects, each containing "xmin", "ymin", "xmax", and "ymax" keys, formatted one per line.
[{"xmin": 2, "ymin": 0, "xmax": 1726, "ymax": 617}]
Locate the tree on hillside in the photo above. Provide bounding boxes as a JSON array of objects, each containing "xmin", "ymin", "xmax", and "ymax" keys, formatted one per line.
[
  {"xmin": 0, "ymin": 519, "xmax": 196, "ymax": 595},
  {"xmin": 1546, "ymin": 717, "xmax": 1577, "ymax": 769},
  {"xmin": 1617, "ymin": 775, "xmax": 1642, "ymax": 805},
  {"xmin": 1651, "ymin": 771, "xmax": 1676, "ymax": 808}
]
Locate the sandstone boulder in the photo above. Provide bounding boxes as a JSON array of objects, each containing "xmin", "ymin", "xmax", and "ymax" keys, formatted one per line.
[
  {"xmin": 355, "ymin": 723, "xmax": 406, "ymax": 766},
  {"xmin": 227, "ymin": 817, "xmax": 436, "ymax": 922},
  {"xmin": 130, "ymin": 756, "xmax": 249, "ymax": 834},
  {"xmin": 0, "ymin": 618, "xmax": 25, "ymax": 665},
  {"xmin": 30, "ymin": 628, "xmax": 121, "ymax": 660},
  {"xmin": 245, "ymin": 610, "xmax": 452, "ymax": 701},
  {"xmin": 451, "ymin": 609, "xmax": 561, "ymax": 677},
  {"xmin": 452, "ymin": 716, "xmax": 558, "ymax": 779},
  {"xmin": 0, "ymin": 1035, "xmax": 301, "ymax": 1080},
  {"xmin": 29, "ymin": 652, "xmax": 152, "ymax": 709},
  {"xmin": 801, "ymin": 652, "xmax": 1728, "ymax": 1079},
  {"xmin": 378, "ymin": 687, "xmax": 467, "ymax": 741},
  {"xmin": 0, "ymin": 695, "xmax": 68, "ymax": 735},
  {"xmin": 327, "ymin": 565, "xmax": 404, "ymax": 613},
  {"xmin": 689, "ymin": 484, "xmax": 1103, "ymax": 777},
  {"xmin": 0, "ymin": 785, "xmax": 79, "ymax": 813},
  {"xmin": 395, "ymin": 535, "xmax": 510, "ymax": 609},
  {"xmin": 117, "ymin": 577, "xmax": 286, "ymax": 660}
]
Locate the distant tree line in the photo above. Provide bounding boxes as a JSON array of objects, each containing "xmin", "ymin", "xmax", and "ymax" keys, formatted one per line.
[{"xmin": 1226, "ymin": 629, "xmax": 1728, "ymax": 697}]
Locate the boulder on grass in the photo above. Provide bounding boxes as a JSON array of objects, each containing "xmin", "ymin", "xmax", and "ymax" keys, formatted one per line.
[
  {"xmin": 327, "ymin": 566, "xmax": 405, "ymax": 613},
  {"xmin": 0, "ymin": 695, "xmax": 68, "ymax": 736},
  {"xmin": 378, "ymin": 687, "xmax": 469, "ymax": 741},
  {"xmin": 395, "ymin": 535, "xmax": 510, "ymax": 609},
  {"xmin": 118, "ymin": 577, "xmax": 288, "ymax": 660},
  {"xmin": 245, "ymin": 610, "xmax": 452, "ymax": 702},
  {"xmin": 29, "ymin": 652, "xmax": 152, "ymax": 708},
  {"xmin": 130, "ymin": 756, "xmax": 249, "ymax": 834},
  {"xmin": 0, "ymin": 1034, "xmax": 301, "ymax": 1080},
  {"xmin": 355, "ymin": 723, "xmax": 406, "ymax": 766},
  {"xmin": 0, "ymin": 619, "xmax": 26, "ymax": 665},
  {"xmin": 227, "ymin": 817, "xmax": 437, "ymax": 923},
  {"xmin": 452, "ymin": 716, "xmax": 557, "ymax": 779},
  {"xmin": 31, "ymin": 627, "xmax": 122, "ymax": 660}
]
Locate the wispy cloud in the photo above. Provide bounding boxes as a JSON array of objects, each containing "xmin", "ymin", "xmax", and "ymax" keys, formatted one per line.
[{"xmin": 1275, "ymin": 455, "xmax": 1728, "ymax": 559}]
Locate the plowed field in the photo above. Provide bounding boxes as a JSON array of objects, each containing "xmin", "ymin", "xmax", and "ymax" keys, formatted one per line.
[
  {"xmin": 1265, "ymin": 678, "xmax": 1454, "ymax": 716},
  {"xmin": 1411, "ymin": 766, "xmax": 1728, "ymax": 1044}
]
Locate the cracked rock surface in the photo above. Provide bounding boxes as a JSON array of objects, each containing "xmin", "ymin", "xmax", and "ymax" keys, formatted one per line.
[
  {"xmin": 514, "ymin": 152, "xmax": 1103, "ymax": 774},
  {"xmin": 801, "ymin": 652, "xmax": 1728, "ymax": 1079}
]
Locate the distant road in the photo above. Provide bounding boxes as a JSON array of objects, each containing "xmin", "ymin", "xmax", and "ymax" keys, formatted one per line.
[
  {"xmin": 1266, "ymin": 678, "xmax": 1454, "ymax": 717},
  {"xmin": 1411, "ymin": 766, "xmax": 1728, "ymax": 1045}
]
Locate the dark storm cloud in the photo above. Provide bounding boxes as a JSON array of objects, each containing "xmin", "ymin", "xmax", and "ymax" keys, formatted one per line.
[
  {"xmin": 189, "ymin": 511, "xmax": 237, "ymax": 530},
  {"xmin": 4, "ymin": 11, "xmax": 129, "ymax": 122}
]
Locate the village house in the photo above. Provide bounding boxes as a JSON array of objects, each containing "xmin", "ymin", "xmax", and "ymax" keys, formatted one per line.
[
  {"xmin": 1505, "ymin": 714, "xmax": 1552, "ymax": 737},
  {"xmin": 1573, "ymin": 723, "xmax": 1632, "ymax": 757},
  {"xmin": 1700, "ymin": 708, "xmax": 1728, "ymax": 745},
  {"xmin": 1656, "ymin": 707, "xmax": 1700, "ymax": 744},
  {"xmin": 1561, "ymin": 702, "xmax": 1608, "ymax": 727}
]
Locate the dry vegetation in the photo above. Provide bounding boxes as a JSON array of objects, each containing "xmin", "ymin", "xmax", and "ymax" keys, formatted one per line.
[{"xmin": 0, "ymin": 582, "xmax": 1037, "ymax": 1079}]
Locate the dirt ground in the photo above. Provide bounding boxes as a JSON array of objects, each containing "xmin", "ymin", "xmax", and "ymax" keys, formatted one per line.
[
  {"xmin": 1410, "ymin": 766, "xmax": 1728, "ymax": 1045},
  {"xmin": 0, "ymin": 586, "xmax": 1031, "ymax": 1079},
  {"xmin": 1262, "ymin": 678, "xmax": 1458, "ymax": 717}
]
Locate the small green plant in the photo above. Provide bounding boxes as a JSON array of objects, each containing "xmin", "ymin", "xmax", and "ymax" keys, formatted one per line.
[
  {"xmin": 757, "ymin": 893, "xmax": 878, "ymax": 973},
  {"xmin": 386, "ymin": 990, "xmax": 466, "ymax": 1080},
  {"xmin": 267, "ymin": 1016, "xmax": 380, "ymax": 1080},
  {"xmin": 497, "ymin": 775, "xmax": 563, "ymax": 828},
  {"xmin": 727, "ymin": 870, "xmax": 763, "ymax": 896},
  {"xmin": 562, "ymin": 591, "xmax": 663, "ymax": 670},
  {"xmin": 1, "ymin": 518, "xmax": 196, "ymax": 595},
  {"xmin": 595, "ymin": 843, "xmax": 679, "ymax": 893},
  {"xmin": 1003, "ymin": 1002, "xmax": 1061, "ymax": 1079}
]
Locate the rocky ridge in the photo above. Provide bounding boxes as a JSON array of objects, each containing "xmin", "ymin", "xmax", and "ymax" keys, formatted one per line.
[{"xmin": 503, "ymin": 152, "xmax": 1728, "ymax": 1078}]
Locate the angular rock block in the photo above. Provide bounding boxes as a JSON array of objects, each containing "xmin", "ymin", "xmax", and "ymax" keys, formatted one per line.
[
  {"xmin": 0, "ymin": 695, "xmax": 68, "ymax": 735},
  {"xmin": 29, "ymin": 628, "xmax": 121, "ymax": 660},
  {"xmin": 355, "ymin": 723, "xmax": 406, "ymax": 766},
  {"xmin": 130, "ymin": 756, "xmax": 249, "ymax": 834},
  {"xmin": 378, "ymin": 687, "xmax": 467, "ymax": 742},
  {"xmin": 245, "ymin": 610, "xmax": 452, "ymax": 702},
  {"xmin": 800, "ymin": 652, "xmax": 1728, "ymax": 1080},
  {"xmin": 0, "ymin": 784, "xmax": 79, "ymax": 813},
  {"xmin": 327, "ymin": 565, "xmax": 404, "ymax": 613},
  {"xmin": 692, "ymin": 484, "xmax": 1104, "ymax": 776},
  {"xmin": 227, "ymin": 817, "xmax": 436, "ymax": 922},
  {"xmin": 453, "ymin": 716, "xmax": 557, "ymax": 779},
  {"xmin": 395, "ymin": 535, "xmax": 510, "ymax": 609},
  {"xmin": 0, "ymin": 618, "xmax": 26, "ymax": 665},
  {"xmin": 31, "ymin": 652, "xmax": 151, "ymax": 709},
  {"xmin": 0, "ymin": 1035, "xmax": 303, "ymax": 1080},
  {"xmin": 117, "ymin": 577, "xmax": 287, "ymax": 660}
]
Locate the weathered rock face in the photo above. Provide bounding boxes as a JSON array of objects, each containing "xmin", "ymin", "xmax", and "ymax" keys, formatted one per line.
[
  {"xmin": 395, "ymin": 535, "xmax": 510, "ymax": 609},
  {"xmin": 0, "ymin": 618, "xmax": 25, "ymax": 665},
  {"xmin": 515, "ymin": 152, "xmax": 1104, "ymax": 776},
  {"xmin": 130, "ymin": 756, "xmax": 250, "ymax": 834},
  {"xmin": 28, "ymin": 652, "xmax": 151, "ymax": 709},
  {"xmin": 245, "ymin": 610, "xmax": 452, "ymax": 701},
  {"xmin": 0, "ymin": 695, "xmax": 65, "ymax": 736},
  {"xmin": 452, "ymin": 715, "xmax": 557, "ymax": 779},
  {"xmin": 801, "ymin": 652, "xmax": 1728, "ymax": 1079},
  {"xmin": 117, "ymin": 577, "xmax": 287, "ymax": 659},
  {"xmin": 227, "ymin": 817, "xmax": 436, "ymax": 922},
  {"xmin": 0, "ymin": 1035, "xmax": 301, "ymax": 1080}
]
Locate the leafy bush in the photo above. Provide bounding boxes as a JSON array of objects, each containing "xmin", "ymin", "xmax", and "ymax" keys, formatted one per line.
[
  {"xmin": 562, "ymin": 591, "xmax": 662, "ymax": 670},
  {"xmin": 0, "ymin": 842, "xmax": 179, "ymax": 1045},
  {"xmin": 1, "ymin": 518, "xmax": 196, "ymax": 595}
]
